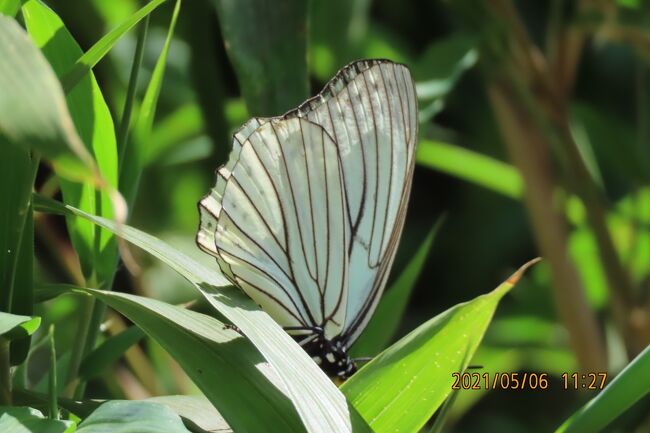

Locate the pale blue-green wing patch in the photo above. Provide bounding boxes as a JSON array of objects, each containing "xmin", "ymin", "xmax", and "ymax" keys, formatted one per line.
[
  {"xmin": 286, "ymin": 60, "xmax": 418, "ymax": 344},
  {"xmin": 204, "ymin": 117, "xmax": 350, "ymax": 336}
]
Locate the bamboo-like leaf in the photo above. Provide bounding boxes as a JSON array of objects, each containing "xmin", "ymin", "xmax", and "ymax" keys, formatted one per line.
[
  {"xmin": 555, "ymin": 344, "xmax": 650, "ymax": 433},
  {"xmin": 0, "ymin": 15, "xmax": 93, "ymax": 180},
  {"xmin": 79, "ymin": 326, "xmax": 145, "ymax": 380},
  {"xmin": 341, "ymin": 259, "xmax": 539, "ymax": 433},
  {"xmin": 60, "ymin": 0, "xmax": 168, "ymax": 93},
  {"xmin": 121, "ymin": 0, "xmax": 181, "ymax": 205},
  {"xmin": 0, "ymin": 407, "xmax": 74, "ymax": 433},
  {"xmin": 211, "ymin": 0, "xmax": 309, "ymax": 116},
  {"xmin": 352, "ymin": 220, "xmax": 441, "ymax": 357},
  {"xmin": 22, "ymin": 0, "xmax": 119, "ymax": 281},
  {"xmin": 71, "ymin": 288, "xmax": 304, "ymax": 433},
  {"xmin": 76, "ymin": 400, "xmax": 191, "ymax": 433},
  {"xmin": 0, "ymin": 312, "xmax": 40, "ymax": 340},
  {"xmin": 146, "ymin": 395, "xmax": 232, "ymax": 433},
  {"xmin": 417, "ymin": 139, "xmax": 523, "ymax": 199},
  {"xmin": 33, "ymin": 195, "xmax": 370, "ymax": 433}
]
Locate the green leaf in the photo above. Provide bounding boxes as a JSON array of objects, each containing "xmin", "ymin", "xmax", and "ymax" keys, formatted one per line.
[
  {"xmin": 309, "ymin": 0, "xmax": 370, "ymax": 81},
  {"xmin": 416, "ymin": 139, "xmax": 523, "ymax": 199},
  {"xmin": 33, "ymin": 195, "xmax": 370, "ymax": 433},
  {"xmin": 77, "ymin": 400, "xmax": 190, "ymax": 433},
  {"xmin": 556, "ymin": 344, "xmax": 650, "ymax": 433},
  {"xmin": 121, "ymin": 0, "xmax": 181, "ymax": 205},
  {"xmin": 0, "ymin": 407, "xmax": 74, "ymax": 433},
  {"xmin": 0, "ymin": 312, "xmax": 40, "ymax": 340},
  {"xmin": 146, "ymin": 395, "xmax": 232, "ymax": 433},
  {"xmin": 0, "ymin": 0, "xmax": 19, "ymax": 16},
  {"xmin": 0, "ymin": 15, "xmax": 93, "ymax": 179},
  {"xmin": 352, "ymin": 220, "xmax": 441, "ymax": 357},
  {"xmin": 22, "ymin": 0, "xmax": 119, "ymax": 282},
  {"xmin": 79, "ymin": 326, "xmax": 145, "ymax": 380},
  {"xmin": 60, "ymin": 0, "xmax": 168, "ymax": 93},
  {"xmin": 0, "ymin": 145, "xmax": 34, "ymax": 312},
  {"xmin": 73, "ymin": 288, "xmax": 304, "ymax": 433},
  {"xmin": 413, "ymin": 34, "xmax": 478, "ymax": 101},
  {"xmin": 341, "ymin": 259, "xmax": 539, "ymax": 433},
  {"xmin": 211, "ymin": 0, "xmax": 309, "ymax": 116},
  {"xmin": 10, "ymin": 202, "xmax": 35, "ymax": 365}
]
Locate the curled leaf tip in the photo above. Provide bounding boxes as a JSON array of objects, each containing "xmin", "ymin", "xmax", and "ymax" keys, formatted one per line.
[{"xmin": 506, "ymin": 257, "xmax": 542, "ymax": 285}]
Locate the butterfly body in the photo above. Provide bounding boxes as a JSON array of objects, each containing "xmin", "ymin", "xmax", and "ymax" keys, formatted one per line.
[{"xmin": 198, "ymin": 59, "xmax": 417, "ymax": 378}]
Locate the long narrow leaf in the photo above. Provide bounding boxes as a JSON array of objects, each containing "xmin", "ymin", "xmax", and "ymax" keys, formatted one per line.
[
  {"xmin": 352, "ymin": 220, "xmax": 442, "ymax": 357},
  {"xmin": 341, "ymin": 259, "xmax": 539, "ymax": 433},
  {"xmin": 67, "ymin": 291, "xmax": 304, "ymax": 433},
  {"xmin": 121, "ymin": 0, "xmax": 181, "ymax": 205},
  {"xmin": 212, "ymin": 0, "xmax": 309, "ymax": 115},
  {"xmin": 417, "ymin": 140, "xmax": 523, "ymax": 199},
  {"xmin": 33, "ymin": 195, "xmax": 370, "ymax": 433},
  {"xmin": 556, "ymin": 344, "xmax": 650, "ymax": 433},
  {"xmin": 60, "ymin": 0, "xmax": 167, "ymax": 93},
  {"xmin": 0, "ymin": 15, "xmax": 93, "ymax": 179},
  {"xmin": 23, "ymin": 0, "xmax": 119, "ymax": 282}
]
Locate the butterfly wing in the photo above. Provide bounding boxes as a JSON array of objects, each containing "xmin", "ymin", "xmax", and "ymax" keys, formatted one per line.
[
  {"xmin": 198, "ymin": 59, "xmax": 417, "ymax": 346},
  {"xmin": 287, "ymin": 60, "xmax": 418, "ymax": 344},
  {"xmin": 199, "ymin": 117, "xmax": 350, "ymax": 337}
]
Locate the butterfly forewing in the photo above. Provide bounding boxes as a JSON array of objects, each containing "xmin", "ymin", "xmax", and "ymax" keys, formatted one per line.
[{"xmin": 198, "ymin": 59, "xmax": 418, "ymax": 371}]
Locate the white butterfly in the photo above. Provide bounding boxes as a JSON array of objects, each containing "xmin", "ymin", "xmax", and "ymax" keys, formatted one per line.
[{"xmin": 197, "ymin": 59, "xmax": 418, "ymax": 378}]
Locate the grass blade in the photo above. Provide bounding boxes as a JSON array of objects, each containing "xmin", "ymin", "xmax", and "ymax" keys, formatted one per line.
[
  {"xmin": 121, "ymin": 0, "xmax": 181, "ymax": 205},
  {"xmin": 0, "ymin": 15, "xmax": 94, "ymax": 180},
  {"xmin": 555, "ymin": 344, "xmax": 650, "ymax": 433},
  {"xmin": 417, "ymin": 139, "xmax": 523, "ymax": 199},
  {"xmin": 60, "ymin": 0, "xmax": 167, "ymax": 93},
  {"xmin": 33, "ymin": 194, "xmax": 370, "ymax": 433}
]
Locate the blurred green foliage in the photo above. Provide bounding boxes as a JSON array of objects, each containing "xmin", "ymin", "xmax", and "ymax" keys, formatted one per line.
[{"xmin": 1, "ymin": 0, "xmax": 650, "ymax": 432}]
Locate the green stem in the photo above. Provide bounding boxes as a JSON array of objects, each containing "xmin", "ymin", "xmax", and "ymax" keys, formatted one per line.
[
  {"xmin": 0, "ymin": 338, "xmax": 11, "ymax": 405},
  {"xmin": 64, "ymin": 286, "xmax": 95, "ymax": 399},
  {"xmin": 118, "ymin": 16, "xmax": 149, "ymax": 168},
  {"xmin": 48, "ymin": 325, "xmax": 58, "ymax": 419}
]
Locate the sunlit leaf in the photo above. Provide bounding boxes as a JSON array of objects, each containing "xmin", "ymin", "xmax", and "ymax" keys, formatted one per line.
[
  {"xmin": 76, "ymin": 400, "xmax": 191, "ymax": 433},
  {"xmin": 556, "ymin": 345, "xmax": 650, "ymax": 433},
  {"xmin": 352, "ymin": 220, "xmax": 441, "ymax": 357},
  {"xmin": 22, "ymin": 0, "xmax": 119, "ymax": 281},
  {"xmin": 0, "ymin": 312, "xmax": 40, "ymax": 340},
  {"xmin": 341, "ymin": 259, "xmax": 539, "ymax": 433},
  {"xmin": 60, "ymin": 0, "xmax": 168, "ymax": 93},
  {"xmin": 0, "ymin": 407, "xmax": 74, "ymax": 433},
  {"xmin": 417, "ymin": 139, "xmax": 523, "ymax": 199},
  {"xmin": 0, "ymin": 15, "xmax": 93, "ymax": 179},
  {"xmin": 33, "ymin": 195, "xmax": 370, "ymax": 433}
]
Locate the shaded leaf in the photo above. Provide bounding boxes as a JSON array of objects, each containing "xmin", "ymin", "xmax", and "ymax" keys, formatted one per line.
[
  {"xmin": 211, "ymin": 0, "xmax": 309, "ymax": 116},
  {"xmin": 79, "ymin": 326, "xmax": 145, "ymax": 380},
  {"xmin": 73, "ymin": 288, "xmax": 305, "ymax": 433},
  {"xmin": 146, "ymin": 395, "xmax": 233, "ymax": 433}
]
